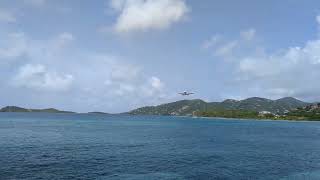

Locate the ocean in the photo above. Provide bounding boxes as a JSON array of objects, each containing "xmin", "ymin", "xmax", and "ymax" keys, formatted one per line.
[{"xmin": 0, "ymin": 113, "xmax": 320, "ymax": 180}]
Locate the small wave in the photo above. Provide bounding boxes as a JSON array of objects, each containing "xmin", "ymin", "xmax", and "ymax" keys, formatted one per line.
[{"xmin": 106, "ymin": 172, "xmax": 184, "ymax": 180}]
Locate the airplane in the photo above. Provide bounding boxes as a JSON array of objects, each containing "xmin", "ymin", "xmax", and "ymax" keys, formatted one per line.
[{"xmin": 179, "ymin": 91, "xmax": 194, "ymax": 96}]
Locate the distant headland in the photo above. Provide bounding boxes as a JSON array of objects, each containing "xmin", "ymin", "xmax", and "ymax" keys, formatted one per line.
[{"xmin": 0, "ymin": 106, "xmax": 74, "ymax": 114}]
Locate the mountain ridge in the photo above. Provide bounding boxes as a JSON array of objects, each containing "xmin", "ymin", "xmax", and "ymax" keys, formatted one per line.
[{"xmin": 129, "ymin": 97, "xmax": 310, "ymax": 116}]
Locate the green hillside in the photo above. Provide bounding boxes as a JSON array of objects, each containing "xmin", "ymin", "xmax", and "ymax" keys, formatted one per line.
[
  {"xmin": 0, "ymin": 106, "xmax": 74, "ymax": 113},
  {"xmin": 129, "ymin": 97, "xmax": 310, "ymax": 116},
  {"xmin": 130, "ymin": 99, "xmax": 208, "ymax": 116},
  {"xmin": 285, "ymin": 103, "xmax": 320, "ymax": 120}
]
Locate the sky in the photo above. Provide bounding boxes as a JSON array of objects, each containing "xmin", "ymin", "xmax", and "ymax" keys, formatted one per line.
[{"xmin": 1, "ymin": 0, "xmax": 320, "ymax": 113}]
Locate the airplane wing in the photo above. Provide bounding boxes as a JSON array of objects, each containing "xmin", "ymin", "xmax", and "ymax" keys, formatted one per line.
[{"xmin": 178, "ymin": 92, "xmax": 194, "ymax": 95}]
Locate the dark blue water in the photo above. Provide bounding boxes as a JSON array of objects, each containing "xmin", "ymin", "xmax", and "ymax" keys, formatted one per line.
[{"xmin": 1, "ymin": 113, "xmax": 320, "ymax": 180}]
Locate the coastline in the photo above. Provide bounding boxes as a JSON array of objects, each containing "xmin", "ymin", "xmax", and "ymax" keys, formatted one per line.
[
  {"xmin": 171, "ymin": 114, "xmax": 320, "ymax": 123},
  {"xmin": 195, "ymin": 116, "xmax": 320, "ymax": 123},
  {"xmin": 0, "ymin": 111, "xmax": 319, "ymax": 123}
]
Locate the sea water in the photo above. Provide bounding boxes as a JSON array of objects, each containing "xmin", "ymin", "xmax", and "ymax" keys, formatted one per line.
[{"xmin": 0, "ymin": 113, "xmax": 320, "ymax": 180}]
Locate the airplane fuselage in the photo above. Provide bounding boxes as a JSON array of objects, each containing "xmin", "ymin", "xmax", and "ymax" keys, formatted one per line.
[{"xmin": 179, "ymin": 92, "xmax": 194, "ymax": 96}]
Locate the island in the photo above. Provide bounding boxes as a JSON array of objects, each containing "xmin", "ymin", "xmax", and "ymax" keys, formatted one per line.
[{"xmin": 0, "ymin": 106, "xmax": 74, "ymax": 113}]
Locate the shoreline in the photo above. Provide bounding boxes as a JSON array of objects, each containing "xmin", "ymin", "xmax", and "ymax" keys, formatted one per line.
[
  {"xmin": 194, "ymin": 116, "xmax": 320, "ymax": 123},
  {"xmin": 171, "ymin": 115, "xmax": 320, "ymax": 123},
  {"xmin": 0, "ymin": 112, "xmax": 319, "ymax": 122}
]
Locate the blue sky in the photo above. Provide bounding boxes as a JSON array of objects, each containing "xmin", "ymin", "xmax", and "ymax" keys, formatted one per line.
[{"xmin": 1, "ymin": 0, "xmax": 320, "ymax": 112}]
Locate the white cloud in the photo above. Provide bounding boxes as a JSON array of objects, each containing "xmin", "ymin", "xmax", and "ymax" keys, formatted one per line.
[
  {"xmin": 73, "ymin": 54, "xmax": 169, "ymax": 109},
  {"xmin": 214, "ymin": 40, "xmax": 238, "ymax": 58},
  {"xmin": 202, "ymin": 35, "xmax": 221, "ymax": 49},
  {"xmin": 238, "ymin": 41, "xmax": 320, "ymax": 77},
  {"xmin": 240, "ymin": 28, "xmax": 256, "ymax": 41},
  {"xmin": 110, "ymin": 0, "xmax": 189, "ymax": 33},
  {"xmin": 204, "ymin": 17, "xmax": 320, "ymax": 101},
  {"xmin": 204, "ymin": 28, "xmax": 257, "ymax": 59},
  {"xmin": 103, "ymin": 61, "xmax": 166, "ymax": 97},
  {"xmin": 0, "ymin": 33, "xmax": 27, "ymax": 59},
  {"xmin": 52, "ymin": 32, "xmax": 75, "ymax": 50},
  {"xmin": 57, "ymin": 32, "xmax": 74, "ymax": 42},
  {"xmin": 84, "ymin": 55, "xmax": 167, "ymax": 99},
  {"xmin": 0, "ymin": 10, "xmax": 16, "ymax": 23},
  {"xmin": 110, "ymin": 62, "xmax": 140, "ymax": 82},
  {"xmin": 150, "ymin": 76, "xmax": 164, "ymax": 90},
  {"xmin": 140, "ymin": 76, "xmax": 165, "ymax": 97},
  {"xmin": 13, "ymin": 64, "xmax": 74, "ymax": 91},
  {"xmin": 316, "ymin": 15, "xmax": 320, "ymax": 25},
  {"xmin": 0, "ymin": 32, "xmax": 74, "ymax": 62},
  {"xmin": 0, "ymin": 32, "xmax": 76, "ymax": 92},
  {"xmin": 0, "ymin": 31, "xmax": 169, "ymax": 112}
]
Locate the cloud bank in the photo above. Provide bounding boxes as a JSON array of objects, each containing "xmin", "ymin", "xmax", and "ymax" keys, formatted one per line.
[
  {"xmin": 0, "ymin": 31, "xmax": 170, "ymax": 112},
  {"xmin": 204, "ymin": 17, "xmax": 320, "ymax": 101},
  {"xmin": 13, "ymin": 64, "xmax": 74, "ymax": 92}
]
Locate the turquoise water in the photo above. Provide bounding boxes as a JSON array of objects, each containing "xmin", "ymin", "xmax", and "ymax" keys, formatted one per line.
[{"xmin": 1, "ymin": 113, "xmax": 320, "ymax": 180}]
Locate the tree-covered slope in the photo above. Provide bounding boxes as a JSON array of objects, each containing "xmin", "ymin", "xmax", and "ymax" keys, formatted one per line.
[
  {"xmin": 130, "ymin": 99, "xmax": 208, "ymax": 116},
  {"xmin": 285, "ymin": 103, "xmax": 320, "ymax": 120},
  {"xmin": 129, "ymin": 97, "xmax": 309, "ymax": 116}
]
